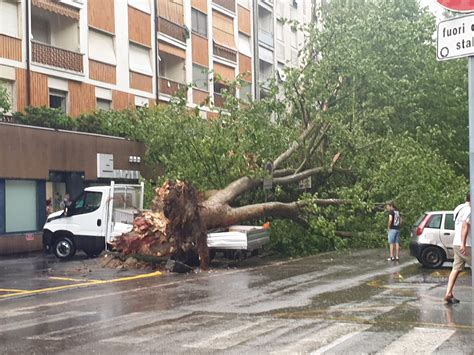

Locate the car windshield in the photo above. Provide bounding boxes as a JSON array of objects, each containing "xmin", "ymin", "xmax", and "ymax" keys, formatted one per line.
[{"xmin": 414, "ymin": 214, "xmax": 427, "ymax": 227}]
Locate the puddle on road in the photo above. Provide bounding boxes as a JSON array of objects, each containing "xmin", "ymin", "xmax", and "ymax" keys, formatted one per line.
[{"xmin": 270, "ymin": 264, "xmax": 474, "ymax": 332}]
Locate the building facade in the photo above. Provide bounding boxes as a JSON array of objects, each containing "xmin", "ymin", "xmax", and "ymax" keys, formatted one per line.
[
  {"xmin": 0, "ymin": 0, "xmax": 317, "ymax": 254},
  {"xmin": 0, "ymin": 0, "xmax": 317, "ymax": 116}
]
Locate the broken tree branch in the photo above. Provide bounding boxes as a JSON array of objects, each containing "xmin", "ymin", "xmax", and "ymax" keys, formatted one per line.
[
  {"xmin": 203, "ymin": 198, "xmax": 349, "ymax": 229},
  {"xmin": 273, "ymin": 121, "xmax": 317, "ymax": 170},
  {"xmin": 205, "ymin": 176, "xmax": 260, "ymax": 206}
]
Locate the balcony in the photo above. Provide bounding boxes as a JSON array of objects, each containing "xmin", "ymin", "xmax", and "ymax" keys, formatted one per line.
[
  {"xmin": 213, "ymin": 0, "xmax": 235, "ymax": 12},
  {"xmin": 258, "ymin": 29, "xmax": 274, "ymax": 48},
  {"xmin": 213, "ymin": 42, "xmax": 237, "ymax": 62},
  {"xmin": 159, "ymin": 77, "xmax": 186, "ymax": 97},
  {"xmin": 158, "ymin": 17, "xmax": 186, "ymax": 43},
  {"xmin": 32, "ymin": 41, "xmax": 84, "ymax": 73}
]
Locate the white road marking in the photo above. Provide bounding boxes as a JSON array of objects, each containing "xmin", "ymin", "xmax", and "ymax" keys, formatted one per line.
[
  {"xmin": 195, "ymin": 319, "xmax": 289, "ymax": 350},
  {"xmin": 273, "ymin": 322, "xmax": 370, "ymax": 354},
  {"xmin": 184, "ymin": 318, "xmax": 271, "ymax": 349},
  {"xmin": 101, "ymin": 314, "xmax": 224, "ymax": 345},
  {"xmin": 0, "ymin": 311, "xmax": 96, "ymax": 333},
  {"xmin": 28, "ymin": 310, "xmax": 192, "ymax": 341},
  {"xmin": 376, "ymin": 327, "xmax": 455, "ymax": 355},
  {"xmin": 310, "ymin": 330, "xmax": 367, "ymax": 354}
]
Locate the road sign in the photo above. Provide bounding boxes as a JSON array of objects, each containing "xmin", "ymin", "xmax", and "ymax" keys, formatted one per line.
[
  {"xmin": 298, "ymin": 177, "xmax": 311, "ymax": 190},
  {"xmin": 263, "ymin": 177, "xmax": 273, "ymax": 190},
  {"xmin": 436, "ymin": 0, "xmax": 474, "ymax": 12},
  {"xmin": 437, "ymin": 14, "xmax": 474, "ymax": 60}
]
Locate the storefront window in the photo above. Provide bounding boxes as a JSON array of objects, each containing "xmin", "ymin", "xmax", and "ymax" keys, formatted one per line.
[{"xmin": 5, "ymin": 180, "xmax": 37, "ymax": 233}]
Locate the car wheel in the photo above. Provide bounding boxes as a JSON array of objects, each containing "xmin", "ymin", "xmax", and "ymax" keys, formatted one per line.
[
  {"xmin": 53, "ymin": 236, "xmax": 76, "ymax": 260},
  {"xmin": 420, "ymin": 246, "xmax": 445, "ymax": 269}
]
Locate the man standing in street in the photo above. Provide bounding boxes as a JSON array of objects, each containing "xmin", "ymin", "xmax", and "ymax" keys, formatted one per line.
[
  {"xmin": 386, "ymin": 202, "xmax": 401, "ymax": 261},
  {"xmin": 445, "ymin": 194, "xmax": 471, "ymax": 304}
]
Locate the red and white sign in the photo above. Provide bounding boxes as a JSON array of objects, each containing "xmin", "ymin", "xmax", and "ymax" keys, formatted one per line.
[{"xmin": 437, "ymin": 0, "xmax": 474, "ymax": 12}]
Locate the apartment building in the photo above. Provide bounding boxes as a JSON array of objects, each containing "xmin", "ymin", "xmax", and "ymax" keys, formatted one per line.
[
  {"xmin": 0, "ymin": 0, "xmax": 316, "ymax": 115},
  {"xmin": 0, "ymin": 0, "xmax": 150, "ymax": 254},
  {"xmin": 0, "ymin": 0, "xmax": 316, "ymax": 254}
]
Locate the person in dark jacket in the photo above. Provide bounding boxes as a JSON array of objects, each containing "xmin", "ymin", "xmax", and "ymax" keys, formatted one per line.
[{"xmin": 386, "ymin": 201, "xmax": 401, "ymax": 261}]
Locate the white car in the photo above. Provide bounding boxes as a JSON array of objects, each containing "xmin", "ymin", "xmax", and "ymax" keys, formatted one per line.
[{"xmin": 409, "ymin": 210, "xmax": 454, "ymax": 268}]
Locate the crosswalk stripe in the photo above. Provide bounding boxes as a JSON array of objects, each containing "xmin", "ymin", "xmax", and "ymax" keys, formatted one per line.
[
  {"xmin": 273, "ymin": 322, "xmax": 371, "ymax": 354},
  {"xmin": 376, "ymin": 327, "xmax": 455, "ymax": 354},
  {"xmin": 197, "ymin": 319, "xmax": 289, "ymax": 350},
  {"xmin": 184, "ymin": 318, "xmax": 271, "ymax": 349},
  {"xmin": 102, "ymin": 314, "xmax": 224, "ymax": 345},
  {"xmin": 0, "ymin": 311, "xmax": 96, "ymax": 333},
  {"xmin": 28, "ymin": 310, "xmax": 192, "ymax": 341},
  {"xmin": 310, "ymin": 330, "xmax": 367, "ymax": 355}
]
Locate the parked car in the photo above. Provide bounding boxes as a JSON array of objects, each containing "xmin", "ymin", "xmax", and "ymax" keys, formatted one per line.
[{"xmin": 410, "ymin": 210, "xmax": 454, "ymax": 268}]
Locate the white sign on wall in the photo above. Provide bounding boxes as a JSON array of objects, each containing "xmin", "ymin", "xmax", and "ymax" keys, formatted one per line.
[
  {"xmin": 97, "ymin": 153, "xmax": 114, "ymax": 178},
  {"xmin": 437, "ymin": 14, "xmax": 474, "ymax": 61}
]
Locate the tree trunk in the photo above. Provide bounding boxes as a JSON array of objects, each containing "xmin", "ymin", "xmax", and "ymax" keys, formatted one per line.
[{"xmin": 113, "ymin": 179, "xmax": 348, "ymax": 270}]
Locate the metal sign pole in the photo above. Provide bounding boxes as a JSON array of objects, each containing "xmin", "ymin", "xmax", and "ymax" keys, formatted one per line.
[{"xmin": 469, "ymin": 57, "xmax": 474, "ymax": 289}]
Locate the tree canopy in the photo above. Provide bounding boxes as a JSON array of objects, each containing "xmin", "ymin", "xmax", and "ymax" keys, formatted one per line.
[{"xmin": 6, "ymin": 0, "xmax": 470, "ymax": 255}]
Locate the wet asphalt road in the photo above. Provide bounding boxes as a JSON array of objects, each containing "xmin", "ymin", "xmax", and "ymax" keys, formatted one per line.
[{"xmin": 0, "ymin": 249, "xmax": 473, "ymax": 354}]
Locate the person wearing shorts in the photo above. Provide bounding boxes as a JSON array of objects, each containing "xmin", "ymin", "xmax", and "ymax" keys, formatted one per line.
[
  {"xmin": 445, "ymin": 195, "xmax": 471, "ymax": 304},
  {"xmin": 386, "ymin": 202, "xmax": 401, "ymax": 261}
]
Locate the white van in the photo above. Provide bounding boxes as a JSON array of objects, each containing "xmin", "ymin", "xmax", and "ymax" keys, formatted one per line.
[{"xmin": 43, "ymin": 182, "xmax": 144, "ymax": 260}]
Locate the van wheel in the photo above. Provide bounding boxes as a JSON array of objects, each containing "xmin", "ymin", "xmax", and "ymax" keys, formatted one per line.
[
  {"xmin": 53, "ymin": 236, "xmax": 76, "ymax": 260},
  {"xmin": 420, "ymin": 246, "xmax": 445, "ymax": 269}
]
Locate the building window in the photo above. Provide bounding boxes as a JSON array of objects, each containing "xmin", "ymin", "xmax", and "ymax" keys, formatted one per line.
[
  {"xmin": 89, "ymin": 30, "xmax": 117, "ymax": 65},
  {"xmin": 129, "ymin": 43, "xmax": 153, "ymax": 76},
  {"xmin": 237, "ymin": 0, "xmax": 250, "ymax": 8},
  {"xmin": 49, "ymin": 89, "xmax": 67, "ymax": 113},
  {"xmin": 192, "ymin": 64, "xmax": 208, "ymax": 91},
  {"xmin": 240, "ymin": 82, "xmax": 252, "ymax": 101},
  {"xmin": 96, "ymin": 98, "xmax": 111, "ymax": 111},
  {"xmin": 291, "ymin": 27, "xmax": 298, "ymax": 49},
  {"xmin": 5, "ymin": 180, "xmax": 38, "ymax": 233},
  {"xmin": 192, "ymin": 9, "xmax": 207, "ymax": 37},
  {"xmin": 159, "ymin": 52, "xmax": 186, "ymax": 82},
  {"xmin": 128, "ymin": 0, "xmax": 151, "ymax": 13},
  {"xmin": 238, "ymin": 33, "xmax": 251, "ymax": 57},
  {"xmin": 0, "ymin": 79, "xmax": 14, "ymax": 113},
  {"xmin": 276, "ymin": 20, "xmax": 284, "ymax": 42},
  {"xmin": 31, "ymin": 17, "xmax": 51, "ymax": 45},
  {"xmin": 0, "ymin": 0, "xmax": 19, "ymax": 38}
]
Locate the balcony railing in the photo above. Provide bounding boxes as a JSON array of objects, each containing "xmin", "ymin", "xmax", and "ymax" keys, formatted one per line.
[
  {"xmin": 258, "ymin": 29, "xmax": 274, "ymax": 47},
  {"xmin": 213, "ymin": 0, "xmax": 235, "ymax": 12},
  {"xmin": 159, "ymin": 77, "xmax": 186, "ymax": 96},
  {"xmin": 31, "ymin": 41, "xmax": 83, "ymax": 73},
  {"xmin": 213, "ymin": 42, "xmax": 237, "ymax": 62},
  {"xmin": 158, "ymin": 17, "xmax": 186, "ymax": 43}
]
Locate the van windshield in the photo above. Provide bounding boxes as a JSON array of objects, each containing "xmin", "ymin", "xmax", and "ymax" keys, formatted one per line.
[{"xmin": 414, "ymin": 214, "xmax": 427, "ymax": 227}]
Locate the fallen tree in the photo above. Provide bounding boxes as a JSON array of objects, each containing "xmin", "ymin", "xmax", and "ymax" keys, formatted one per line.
[
  {"xmin": 111, "ymin": 0, "xmax": 469, "ymax": 265},
  {"xmin": 113, "ymin": 145, "xmax": 351, "ymax": 270}
]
